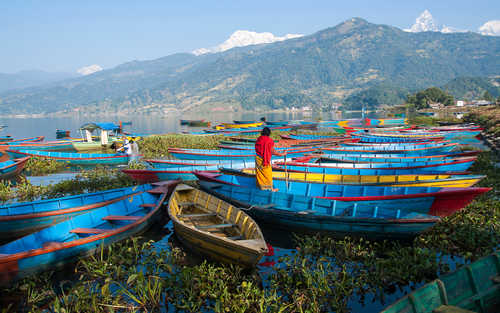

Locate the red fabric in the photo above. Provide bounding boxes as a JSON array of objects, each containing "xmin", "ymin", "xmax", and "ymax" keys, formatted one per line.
[{"xmin": 255, "ymin": 135, "xmax": 274, "ymax": 166}]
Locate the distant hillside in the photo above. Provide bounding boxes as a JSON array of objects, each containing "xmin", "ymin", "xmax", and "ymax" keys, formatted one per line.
[
  {"xmin": 0, "ymin": 70, "xmax": 76, "ymax": 93},
  {"xmin": 1, "ymin": 18, "xmax": 500, "ymax": 115},
  {"xmin": 443, "ymin": 77, "xmax": 500, "ymax": 100}
]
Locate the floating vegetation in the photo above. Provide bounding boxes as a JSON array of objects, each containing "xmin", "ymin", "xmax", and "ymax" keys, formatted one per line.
[
  {"xmin": 139, "ymin": 134, "xmax": 224, "ymax": 158},
  {"xmin": 0, "ymin": 166, "xmax": 135, "ymax": 203},
  {"xmin": 24, "ymin": 157, "xmax": 68, "ymax": 176}
]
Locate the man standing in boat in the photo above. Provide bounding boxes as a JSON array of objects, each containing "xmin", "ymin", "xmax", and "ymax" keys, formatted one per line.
[{"xmin": 255, "ymin": 127, "xmax": 285, "ymax": 191}]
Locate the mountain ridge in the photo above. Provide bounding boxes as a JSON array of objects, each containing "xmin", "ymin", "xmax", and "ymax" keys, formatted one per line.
[{"xmin": 1, "ymin": 18, "xmax": 499, "ymax": 115}]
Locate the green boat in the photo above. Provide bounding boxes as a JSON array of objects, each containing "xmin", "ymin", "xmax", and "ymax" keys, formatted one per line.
[{"xmin": 382, "ymin": 251, "xmax": 500, "ymax": 313}]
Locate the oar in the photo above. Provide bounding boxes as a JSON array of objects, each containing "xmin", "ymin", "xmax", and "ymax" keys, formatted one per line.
[{"xmin": 284, "ymin": 153, "xmax": 288, "ymax": 190}]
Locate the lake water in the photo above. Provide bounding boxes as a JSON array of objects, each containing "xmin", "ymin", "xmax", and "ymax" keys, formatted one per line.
[{"xmin": 0, "ymin": 111, "xmax": 368, "ymax": 140}]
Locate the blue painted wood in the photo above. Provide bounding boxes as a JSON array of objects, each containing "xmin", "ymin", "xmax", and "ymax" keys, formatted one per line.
[
  {"xmin": 276, "ymin": 159, "xmax": 474, "ymax": 174},
  {"xmin": 6, "ymin": 149, "xmax": 129, "ymax": 165},
  {"xmin": 199, "ymin": 182, "xmax": 438, "ymax": 240},
  {"xmin": 311, "ymin": 153, "xmax": 474, "ymax": 163},
  {"xmin": 0, "ymin": 185, "xmax": 153, "ymax": 239},
  {"xmin": 169, "ymin": 148, "xmax": 309, "ymax": 160},
  {"xmin": 319, "ymin": 144, "xmax": 457, "ymax": 156},
  {"xmin": 0, "ymin": 182, "xmax": 173, "ymax": 283},
  {"xmin": 147, "ymin": 159, "xmax": 253, "ymax": 169}
]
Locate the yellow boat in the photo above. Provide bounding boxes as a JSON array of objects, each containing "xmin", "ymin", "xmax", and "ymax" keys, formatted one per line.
[
  {"xmin": 167, "ymin": 184, "xmax": 268, "ymax": 267},
  {"xmin": 240, "ymin": 169, "xmax": 484, "ymax": 187},
  {"xmin": 216, "ymin": 122, "xmax": 264, "ymax": 130}
]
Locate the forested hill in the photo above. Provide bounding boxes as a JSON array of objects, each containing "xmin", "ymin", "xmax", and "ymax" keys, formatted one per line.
[{"xmin": 1, "ymin": 18, "xmax": 500, "ymax": 115}]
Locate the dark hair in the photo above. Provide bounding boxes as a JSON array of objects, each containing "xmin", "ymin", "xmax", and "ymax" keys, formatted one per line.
[{"xmin": 261, "ymin": 127, "xmax": 271, "ymax": 136}]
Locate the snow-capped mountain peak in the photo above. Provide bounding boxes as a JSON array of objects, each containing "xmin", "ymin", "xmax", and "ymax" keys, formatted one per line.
[
  {"xmin": 77, "ymin": 64, "xmax": 103, "ymax": 76},
  {"xmin": 407, "ymin": 10, "xmax": 439, "ymax": 32},
  {"xmin": 405, "ymin": 10, "xmax": 466, "ymax": 34},
  {"xmin": 193, "ymin": 30, "xmax": 303, "ymax": 55},
  {"xmin": 479, "ymin": 20, "xmax": 500, "ymax": 36}
]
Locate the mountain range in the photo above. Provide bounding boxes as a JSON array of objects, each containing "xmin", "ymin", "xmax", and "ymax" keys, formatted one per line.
[{"xmin": 1, "ymin": 17, "xmax": 500, "ymax": 116}]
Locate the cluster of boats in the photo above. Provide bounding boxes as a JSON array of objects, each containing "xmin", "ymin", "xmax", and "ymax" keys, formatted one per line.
[{"xmin": 0, "ymin": 119, "xmax": 498, "ymax": 312}]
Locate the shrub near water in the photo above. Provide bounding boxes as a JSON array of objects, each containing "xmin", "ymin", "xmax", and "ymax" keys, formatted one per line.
[
  {"xmin": 24, "ymin": 157, "xmax": 68, "ymax": 176},
  {"xmin": 139, "ymin": 134, "xmax": 223, "ymax": 158}
]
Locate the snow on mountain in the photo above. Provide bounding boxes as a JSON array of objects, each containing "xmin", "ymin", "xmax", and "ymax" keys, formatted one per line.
[
  {"xmin": 406, "ymin": 10, "xmax": 439, "ymax": 32},
  {"xmin": 77, "ymin": 64, "xmax": 103, "ymax": 76},
  {"xmin": 479, "ymin": 20, "xmax": 500, "ymax": 36},
  {"xmin": 405, "ymin": 10, "xmax": 465, "ymax": 34},
  {"xmin": 193, "ymin": 30, "xmax": 303, "ymax": 55}
]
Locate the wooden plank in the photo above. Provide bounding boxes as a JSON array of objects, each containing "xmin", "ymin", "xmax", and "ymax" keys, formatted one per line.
[
  {"xmin": 177, "ymin": 213, "xmax": 217, "ymax": 219},
  {"xmin": 70, "ymin": 228, "xmax": 110, "ymax": 234},
  {"xmin": 102, "ymin": 215, "xmax": 141, "ymax": 221},
  {"xmin": 197, "ymin": 223, "xmax": 235, "ymax": 230},
  {"xmin": 140, "ymin": 203, "xmax": 156, "ymax": 208},
  {"xmin": 147, "ymin": 187, "xmax": 167, "ymax": 194},
  {"xmin": 227, "ymin": 235, "xmax": 243, "ymax": 240},
  {"xmin": 178, "ymin": 202, "xmax": 195, "ymax": 207}
]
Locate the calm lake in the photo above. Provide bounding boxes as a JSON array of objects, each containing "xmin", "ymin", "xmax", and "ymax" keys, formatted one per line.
[{"xmin": 0, "ymin": 111, "xmax": 367, "ymax": 140}]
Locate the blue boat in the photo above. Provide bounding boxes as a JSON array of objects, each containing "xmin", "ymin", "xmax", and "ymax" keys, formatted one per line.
[
  {"xmin": 168, "ymin": 148, "xmax": 313, "ymax": 161},
  {"xmin": 0, "ymin": 185, "xmax": 153, "ymax": 239},
  {"xmin": 288, "ymin": 134, "xmax": 344, "ymax": 141},
  {"xmin": 123, "ymin": 165, "xmax": 222, "ymax": 182},
  {"xmin": 146, "ymin": 159, "xmax": 254, "ymax": 169},
  {"xmin": 6, "ymin": 149, "xmax": 130, "ymax": 165},
  {"xmin": 274, "ymin": 158, "xmax": 475, "ymax": 174},
  {"xmin": 0, "ymin": 157, "xmax": 30, "ymax": 180},
  {"xmin": 195, "ymin": 171, "xmax": 490, "ymax": 217},
  {"xmin": 0, "ymin": 180, "xmax": 178, "ymax": 284},
  {"xmin": 353, "ymin": 134, "xmax": 441, "ymax": 143},
  {"xmin": 320, "ymin": 143, "xmax": 458, "ymax": 155},
  {"xmin": 199, "ymin": 181, "xmax": 439, "ymax": 240},
  {"xmin": 308, "ymin": 153, "xmax": 477, "ymax": 164}
]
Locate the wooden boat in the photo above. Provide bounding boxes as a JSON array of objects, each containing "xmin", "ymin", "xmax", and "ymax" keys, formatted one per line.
[
  {"xmin": 0, "ymin": 157, "xmax": 30, "ymax": 180},
  {"xmin": 341, "ymin": 140, "xmax": 451, "ymax": 147},
  {"xmin": 363, "ymin": 118, "xmax": 408, "ymax": 126},
  {"xmin": 0, "ymin": 135, "xmax": 13, "ymax": 142},
  {"xmin": 238, "ymin": 168, "xmax": 484, "ymax": 188},
  {"xmin": 233, "ymin": 120, "xmax": 256, "ymax": 124},
  {"xmin": 1, "ymin": 136, "xmax": 45, "ymax": 144},
  {"xmin": 304, "ymin": 153, "xmax": 478, "ymax": 164},
  {"xmin": 123, "ymin": 166, "xmax": 220, "ymax": 183},
  {"xmin": 168, "ymin": 147, "xmax": 314, "ymax": 161},
  {"xmin": 195, "ymin": 171, "xmax": 490, "ymax": 217},
  {"xmin": 287, "ymin": 134, "xmax": 346, "ymax": 141},
  {"xmin": 319, "ymin": 143, "xmax": 458, "ymax": 156},
  {"xmin": 352, "ymin": 134, "xmax": 443, "ymax": 143},
  {"xmin": 382, "ymin": 251, "xmax": 500, "ymax": 313},
  {"xmin": 6, "ymin": 149, "xmax": 130, "ymax": 165},
  {"xmin": 0, "ymin": 180, "xmax": 179, "ymax": 284},
  {"xmin": 0, "ymin": 140, "xmax": 75, "ymax": 152},
  {"xmin": 216, "ymin": 122, "xmax": 264, "ymax": 130},
  {"xmin": 0, "ymin": 185, "xmax": 153, "ymax": 239},
  {"xmin": 218, "ymin": 140, "xmax": 255, "ymax": 146},
  {"xmin": 274, "ymin": 158, "xmax": 476, "ymax": 174},
  {"xmin": 56, "ymin": 129, "xmax": 71, "ymax": 139},
  {"xmin": 146, "ymin": 159, "xmax": 253, "ymax": 169},
  {"xmin": 199, "ymin": 181, "xmax": 439, "ymax": 240},
  {"xmin": 168, "ymin": 184, "xmax": 267, "ymax": 267},
  {"xmin": 265, "ymin": 121, "xmax": 289, "ymax": 126}
]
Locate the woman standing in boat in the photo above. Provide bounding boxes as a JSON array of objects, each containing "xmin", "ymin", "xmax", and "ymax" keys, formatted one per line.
[{"xmin": 255, "ymin": 127, "xmax": 285, "ymax": 191}]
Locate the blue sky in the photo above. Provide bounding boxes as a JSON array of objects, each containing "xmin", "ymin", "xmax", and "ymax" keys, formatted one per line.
[{"xmin": 0, "ymin": 0, "xmax": 498, "ymax": 73}]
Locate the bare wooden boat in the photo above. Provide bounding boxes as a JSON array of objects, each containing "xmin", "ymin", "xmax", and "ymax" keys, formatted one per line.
[{"xmin": 167, "ymin": 184, "xmax": 268, "ymax": 267}]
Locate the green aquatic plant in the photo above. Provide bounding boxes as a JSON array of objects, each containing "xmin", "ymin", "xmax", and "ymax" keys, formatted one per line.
[
  {"xmin": 24, "ymin": 157, "xmax": 68, "ymax": 176},
  {"xmin": 139, "ymin": 134, "xmax": 224, "ymax": 158}
]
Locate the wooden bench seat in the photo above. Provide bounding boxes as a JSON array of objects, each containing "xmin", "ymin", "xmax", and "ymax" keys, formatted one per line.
[
  {"xmin": 147, "ymin": 187, "xmax": 167, "ymax": 194},
  {"xmin": 102, "ymin": 215, "xmax": 142, "ymax": 221},
  {"xmin": 197, "ymin": 223, "xmax": 235, "ymax": 230},
  {"xmin": 70, "ymin": 228, "xmax": 111, "ymax": 234},
  {"xmin": 178, "ymin": 213, "xmax": 217, "ymax": 219},
  {"xmin": 140, "ymin": 203, "xmax": 156, "ymax": 208},
  {"xmin": 226, "ymin": 235, "xmax": 243, "ymax": 240}
]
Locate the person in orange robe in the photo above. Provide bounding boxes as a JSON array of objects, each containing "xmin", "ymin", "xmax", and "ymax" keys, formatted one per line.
[{"xmin": 254, "ymin": 127, "xmax": 285, "ymax": 191}]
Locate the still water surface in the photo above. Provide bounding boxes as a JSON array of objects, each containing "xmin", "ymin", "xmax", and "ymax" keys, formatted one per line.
[{"xmin": 0, "ymin": 111, "xmax": 368, "ymax": 140}]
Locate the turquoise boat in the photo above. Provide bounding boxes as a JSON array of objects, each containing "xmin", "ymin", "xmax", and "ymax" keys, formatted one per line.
[
  {"xmin": 195, "ymin": 171, "xmax": 490, "ymax": 217},
  {"xmin": 168, "ymin": 148, "xmax": 314, "ymax": 161},
  {"xmin": 0, "ymin": 157, "xmax": 30, "ymax": 180},
  {"xmin": 275, "ymin": 158, "xmax": 476, "ymax": 174},
  {"xmin": 382, "ymin": 251, "xmax": 500, "ymax": 313},
  {"xmin": 6, "ymin": 149, "xmax": 130, "ymax": 165},
  {"xmin": 320, "ymin": 143, "xmax": 458, "ymax": 155},
  {"xmin": 305, "ymin": 151, "xmax": 478, "ymax": 163},
  {"xmin": 0, "ymin": 185, "xmax": 152, "ymax": 239},
  {"xmin": 146, "ymin": 159, "xmax": 253, "ymax": 169},
  {"xmin": 0, "ymin": 181, "xmax": 178, "ymax": 284},
  {"xmin": 352, "ymin": 134, "xmax": 442, "ymax": 143},
  {"xmin": 199, "ymin": 181, "xmax": 439, "ymax": 240}
]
